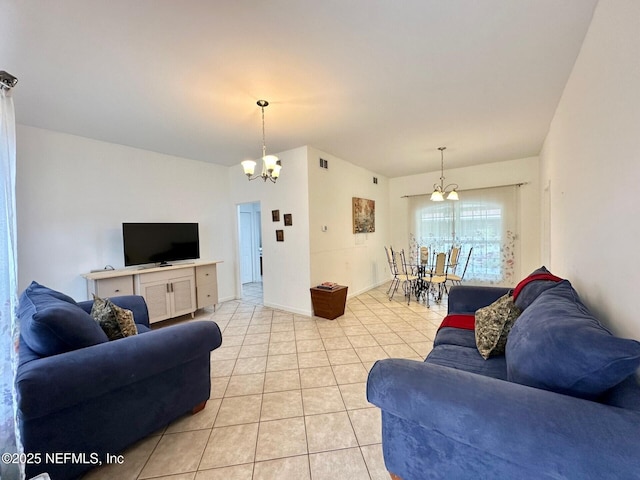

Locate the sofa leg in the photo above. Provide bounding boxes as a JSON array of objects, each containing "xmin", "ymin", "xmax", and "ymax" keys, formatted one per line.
[
  {"xmin": 192, "ymin": 401, "xmax": 206, "ymax": 414},
  {"xmin": 390, "ymin": 473, "xmax": 402, "ymax": 480}
]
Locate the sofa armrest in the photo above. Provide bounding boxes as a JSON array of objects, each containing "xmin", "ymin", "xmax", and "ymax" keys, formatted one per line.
[
  {"xmin": 367, "ymin": 358, "xmax": 640, "ymax": 478},
  {"xmin": 78, "ymin": 295, "xmax": 150, "ymax": 327},
  {"xmin": 447, "ymin": 285, "xmax": 510, "ymax": 314},
  {"xmin": 17, "ymin": 320, "xmax": 221, "ymax": 419}
]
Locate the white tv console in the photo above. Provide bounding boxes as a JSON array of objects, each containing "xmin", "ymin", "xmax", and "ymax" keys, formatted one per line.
[{"xmin": 82, "ymin": 261, "xmax": 222, "ymax": 324}]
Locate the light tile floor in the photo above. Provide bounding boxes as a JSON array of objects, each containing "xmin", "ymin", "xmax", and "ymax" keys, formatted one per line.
[
  {"xmin": 82, "ymin": 285, "xmax": 447, "ymax": 480},
  {"xmin": 241, "ymin": 282, "xmax": 264, "ymax": 305}
]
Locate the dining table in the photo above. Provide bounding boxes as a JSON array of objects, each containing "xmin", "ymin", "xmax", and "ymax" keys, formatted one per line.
[{"xmin": 409, "ymin": 256, "xmax": 447, "ymax": 305}]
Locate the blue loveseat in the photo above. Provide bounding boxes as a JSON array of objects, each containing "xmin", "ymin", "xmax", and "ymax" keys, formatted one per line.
[
  {"xmin": 16, "ymin": 282, "xmax": 222, "ymax": 480},
  {"xmin": 367, "ymin": 276, "xmax": 640, "ymax": 480}
]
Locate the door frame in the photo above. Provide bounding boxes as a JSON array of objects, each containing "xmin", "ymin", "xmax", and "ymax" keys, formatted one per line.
[{"xmin": 236, "ymin": 201, "xmax": 262, "ymax": 296}]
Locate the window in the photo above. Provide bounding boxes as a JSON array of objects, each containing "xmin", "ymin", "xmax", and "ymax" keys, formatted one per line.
[{"xmin": 408, "ymin": 185, "xmax": 519, "ymax": 285}]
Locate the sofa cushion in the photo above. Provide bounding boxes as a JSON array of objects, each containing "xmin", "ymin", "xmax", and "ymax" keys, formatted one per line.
[
  {"xmin": 475, "ymin": 293, "xmax": 522, "ymax": 359},
  {"xmin": 18, "ymin": 282, "xmax": 109, "ymax": 357},
  {"xmin": 136, "ymin": 324, "xmax": 150, "ymax": 334},
  {"xmin": 433, "ymin": 314, "xmax": 477, "ymax": 350},
  {"xmin": 506, "ymin": 280, "xmax": 640, "ymax": 399},
  {"xmin": 433, "ymin": 327, "xmax": 477, "ymax": 349},
  {"xmin": 24, "ymin": 280, "xmax": 78, "ymax": 305},
  {"xmin": 512, "ymin": 266, "xmax": 563, "ymax": 310},
  {"xmin": 91, "ymin": 295, "xmax": 138, "ymax": 340},
  {"xmin": 426, "ymin": 344, "xmax": 508, "ymax": 381}
]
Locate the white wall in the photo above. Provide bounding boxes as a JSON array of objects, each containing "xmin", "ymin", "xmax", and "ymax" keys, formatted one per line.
[
  {"xmin": 540, "ymin": 0, "xmax": 640, "ymax": 338},
  {"xmin": 15, "ymin": 129, "xmax": 386, "ymax": 316},
  {"xmin": 16, "ymin": 125, "xmax": 235, "ymax": 302},
  {"xmin": 307, "ymin": 147, "xmax": 390, "ymax": 296},
  {"xmin": 389, "ymin": 156, "xmax": 541, "ymax": 282},
  {"xmin": 228, "ymin": 146, "xmax": 312, "ymax": 315}
]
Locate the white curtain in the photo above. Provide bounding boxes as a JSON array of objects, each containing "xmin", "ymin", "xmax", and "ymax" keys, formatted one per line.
[
  {"xmin": 409, "ymin": 185, "xmax": 519, "ymax": 286},
  {"xmin": 1, "ymin": 87, "xmax": 22, "ymax": 480}
]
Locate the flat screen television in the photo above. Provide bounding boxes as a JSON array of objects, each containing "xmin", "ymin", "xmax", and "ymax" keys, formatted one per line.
[{"xmin": 123, "ymin": 222, "xmax": 200, "ymax": 267}]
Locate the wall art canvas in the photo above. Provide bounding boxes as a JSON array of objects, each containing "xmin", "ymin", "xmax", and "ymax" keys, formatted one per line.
[
  {"xmin": 276, "ymin": 229, "xmax": 284, "ymax": 242},
  {"xmin": 284, "ymin": 213, "xmax": 292, "ymax": 226},
  {"xmin": 272, "ymin": 210, "xmax": 280, "ymax": 222},
  {"xmin": 352, "ymin": 197, "xmax": 375, "ymax": 233}
]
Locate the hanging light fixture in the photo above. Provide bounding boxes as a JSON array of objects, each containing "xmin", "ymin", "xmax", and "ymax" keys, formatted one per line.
[
  {"xmin": 430, "ymin": 147, "xmax": 459, "ymax": 201},
  {"xmin": 241, "ymin": 100, "xmax": 282, "ymax": 183}
]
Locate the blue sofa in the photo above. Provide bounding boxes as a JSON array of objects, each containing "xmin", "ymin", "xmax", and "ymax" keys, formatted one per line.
[
  {"xmin": 367, "ymin": 279, "xmax": 640, "ymax": 480},
  {"xmin": 16, "ymin": 282, "xmax": 223, "ymax": 480}
]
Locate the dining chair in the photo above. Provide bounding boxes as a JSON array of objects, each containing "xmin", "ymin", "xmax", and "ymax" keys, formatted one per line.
[
  {"xmin": 384, "ymin": 246, "xmax": 400, "ymax": 300},
  {"xmin": 447, "ymin": 246, "xmax": 461, "ymax": 277},
  {"xmin": 442, "ymin": 246, "xmax": 460, "ymax": 293},
  {"xmin": 422, "ymin": 252, "xmax": 447, "ymax": 307},
  {"xmin": 394, "ymin": 249, "xmax": 419, "ymax": 305},
  {"xmin": 446, "ymin": 247, "xmax": 473, "ymax": 286}
]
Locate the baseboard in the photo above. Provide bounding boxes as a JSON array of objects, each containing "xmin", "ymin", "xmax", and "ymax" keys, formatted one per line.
[
  {"xmin": 346, "ymin": 279, "xmax": 391, "ymax": 298},
  {"xmin": 218, "ymin": 294, "xmax": 237, "ymax": 303},
  {"xmin": 262, "ymin": 301, "xmax": 313, "ymax": 317}
]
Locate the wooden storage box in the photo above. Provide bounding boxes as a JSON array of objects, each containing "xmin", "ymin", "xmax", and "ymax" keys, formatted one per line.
[{"xmin": 310, "ymin": 285, "xmax": 348, "ymax": 320}]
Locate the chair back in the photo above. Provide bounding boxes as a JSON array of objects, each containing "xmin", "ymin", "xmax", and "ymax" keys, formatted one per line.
[
  {"xmin": 459, "ymin": 247, "xmax": 473, "ymax": 280},
  {"xmin": 384, "ymin": 246, "xmax": 390, "ymax": 262},
  {"xmin": 402, "ymin": 249, "xmax": 415, "ymax": 277},
  {"xmin": 433, "ymin": 252, "xmax": 447, "ymax": 276},
  {"xmin": 393, "ymin": 250, "xmax": 409, "ymax": 277},
  {"xmin": 419, "ymin": 247, "xmax": 429, "ymax": 265},
  {"xmin": 448, "ymin": 246, "xmax": 461, "ymax": 274},
  {"xmin": 384, "ymin": 246, "xmax": 396, "ymax": 274}
]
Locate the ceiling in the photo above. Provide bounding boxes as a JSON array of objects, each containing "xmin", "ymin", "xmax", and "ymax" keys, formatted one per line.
[{"xmin": 2, "ymin": 0, "xmax": 598, "ymax": 178}]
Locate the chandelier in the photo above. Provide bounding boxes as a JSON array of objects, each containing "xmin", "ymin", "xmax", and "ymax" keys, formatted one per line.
[
  {"xmin": 241, "ymin": 100, "xmax": 282, "ymax": 183},
  {"xmin": 430, "ymin": 147, "xmax": 459, "ymax": 201}
]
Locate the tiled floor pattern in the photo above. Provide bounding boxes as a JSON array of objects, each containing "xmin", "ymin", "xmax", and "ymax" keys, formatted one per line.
[
  {"xmin": 241, "ymin": 282, "xmax": 264, "ymax": 305},
  {"xmin": 83, "ymin": 285, "xmax": 447, "ymax": 480}
]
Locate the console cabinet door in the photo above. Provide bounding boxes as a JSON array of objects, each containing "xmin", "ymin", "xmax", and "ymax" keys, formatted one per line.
[
  {"xmin": 140, "ymin": 281, "xmax": 172, "ymax": 323},
  {"xmin": 170, "ymin": 276, "xmax": 197, "ymax": 317}
]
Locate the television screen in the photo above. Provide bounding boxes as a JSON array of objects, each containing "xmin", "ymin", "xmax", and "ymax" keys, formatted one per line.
[{"xmin": 123, "ymin": 223, "xmax": 200, "ymax": 267}]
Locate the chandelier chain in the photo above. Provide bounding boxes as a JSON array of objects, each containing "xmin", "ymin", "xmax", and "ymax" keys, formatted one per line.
[
  {"xmin": 261, "ymin": 104, "xmax": 267, "ymax": 159},
  {"xmin": 439, "ymin": 147, "xmax": 446, "ymax": 186}
]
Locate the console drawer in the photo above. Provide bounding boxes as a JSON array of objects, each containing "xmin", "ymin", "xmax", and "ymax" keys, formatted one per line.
[
  {"xmin": 94, "ymin": 276, "xmax": 134, "ymax": 298},
  {"xmin": 196, "ymin": 264, "xmax": 217, "ymax": 285}
]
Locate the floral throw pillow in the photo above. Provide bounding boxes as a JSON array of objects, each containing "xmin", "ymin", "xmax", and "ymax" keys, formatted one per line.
[
  {"xmin": 91, "ymin": 295, "xmax": 138, "ymax": 340},
  {"xmin": 475, "ymin": 293, "xmax": 522, "ymax": 360}
]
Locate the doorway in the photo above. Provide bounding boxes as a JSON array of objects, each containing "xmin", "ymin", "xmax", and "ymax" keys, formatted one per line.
[{"xmin": 237, "ymin": 202, "xmax": 263, "ymax": 303}]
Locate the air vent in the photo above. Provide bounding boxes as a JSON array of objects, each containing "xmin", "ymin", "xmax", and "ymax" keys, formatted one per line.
[
  {"xmin": 373, "ymin": 177, "xmax": 378, "ymax": 184},
  {"xmin": 319, "ymin": 158, "xmax": 328, "ymax": 169}
]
